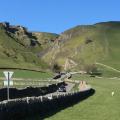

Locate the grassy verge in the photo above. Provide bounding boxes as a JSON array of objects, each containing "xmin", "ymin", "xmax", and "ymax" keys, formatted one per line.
[
  {"xmin": 0, "ymin": 70, "xmax": 53, "ymax": 88},
  {"xmin": 32, "ymin": 75, "xmax": 120, "ymax": 120},
  {"xmin": 0, "ymin": 70, "xmax": 53, "ymax": 79}
]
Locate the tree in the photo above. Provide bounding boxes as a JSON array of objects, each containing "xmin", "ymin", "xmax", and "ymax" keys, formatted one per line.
[{"xmin": 52, "ymin": 63, "xmax": 61, "ymax": 73}]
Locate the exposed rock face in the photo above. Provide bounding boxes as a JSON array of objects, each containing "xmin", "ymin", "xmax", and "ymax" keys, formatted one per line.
[
  {"xmin": 0, "ymin": 22, "xmax": 38, "ymax": 47},
  {"xmin": 0, "ymin": 22, "xmax": 59, "ymax": 48},
  {"xmin": 32, "ymin": 32, "xmax": 59, "ymax": 45},
  {"xmin": 0, "ymin": 22, "xmax": 10, "ymax": 28},
  {"xmin": 0, "ymin": 22, "xmax": 27, "ymax": 34}
]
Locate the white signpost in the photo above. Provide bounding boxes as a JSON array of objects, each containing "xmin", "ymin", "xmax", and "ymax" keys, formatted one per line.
[
  {"xmin": 3, "ymin": 71, "xmax": 14, "ymax": 100},
  {"xmin": 4, "ymin": 81, "xmax": 13, "ymax": 86}
]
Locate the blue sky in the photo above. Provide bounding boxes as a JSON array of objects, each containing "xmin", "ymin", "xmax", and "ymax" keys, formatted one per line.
[{"xmin": 0, "ymin": 0, "xmax": 120, "ymax": 33}]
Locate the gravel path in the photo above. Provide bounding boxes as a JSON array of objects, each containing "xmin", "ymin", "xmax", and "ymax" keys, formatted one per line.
[{"xmin": 95, "ymin": 62, "xmax": 120, "ymax": 73}]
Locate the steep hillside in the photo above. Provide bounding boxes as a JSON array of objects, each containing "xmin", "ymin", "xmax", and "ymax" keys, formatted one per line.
[
  {"xmin": 0, "ymin": 21, "xmax": 120, "ymax": 76},
  {"xmin": 0, "ymin": 22, "xmax": 58, "ymax": 71},
  {"xmin": 42, "ymin": 21, "xmax": 120, "ymax": 76},
  {"xmin": 33, "ymin": 32, "xmax": 59, "ymax": 49}
]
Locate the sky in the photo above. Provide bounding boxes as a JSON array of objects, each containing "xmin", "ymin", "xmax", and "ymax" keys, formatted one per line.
[{"xmin": 0, "ymin": 0, "xmax": 120, "ymax": 33}]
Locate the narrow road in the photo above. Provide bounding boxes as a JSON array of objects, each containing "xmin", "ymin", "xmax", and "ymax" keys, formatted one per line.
[
  {"xmin": 66, "ymin": 82, "xmax": 75, "ymax": 92},
  {"xmin": 45, "ymin": 82, "xmax": 75, "ymax": 98}
]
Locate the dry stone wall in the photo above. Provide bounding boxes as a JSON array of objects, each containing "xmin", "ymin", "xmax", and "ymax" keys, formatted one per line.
[
  {"xmin": 0, "ymin": 88, "xmax": 95, "ymax": 120},
  {"xmin": 0, "ymin": 82, "xmax": 65, "ymax": 101}
]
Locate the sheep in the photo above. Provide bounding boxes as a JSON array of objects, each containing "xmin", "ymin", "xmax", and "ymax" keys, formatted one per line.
[{"xmin": 111, "ymin": 91, "xmax": 115, "ymax": 96}]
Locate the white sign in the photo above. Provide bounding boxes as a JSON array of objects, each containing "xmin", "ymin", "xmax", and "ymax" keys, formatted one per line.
[
  {"xmin": 3, "ymin": 71, "xmax": 14, "ymax": 80},
  {"xmin": 4, "ymin": 80, "xmax": 13, "ymax": 86}
]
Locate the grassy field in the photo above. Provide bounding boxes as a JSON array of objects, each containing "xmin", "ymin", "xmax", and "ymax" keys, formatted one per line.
[
  {"xmin": 0, "ymin": 69, "xmax": 120, "ymax": 120},
  {"xmin": 0, "ymin": 70, "xmax": 53, "ymax": 88},
  {"xmin": 31, "ymin": 75, "xmax": 120, "ymax": 120},
  {"xmin": 0, "ymin": 69, "xmax": 53, "ymax": 79}
]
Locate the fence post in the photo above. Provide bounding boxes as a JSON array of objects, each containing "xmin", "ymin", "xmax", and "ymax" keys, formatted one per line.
[
  {"xmin": 57, "ymin": 93, "xmax": 59, "ymax": 98},
  {"xmin": 26, "ymin": 97, "xmax": 29, "ymax": 104},
  {"xmin": 50, "ymin": 94, "xmax": 53, "ymax": 100},
  {"xmin": 40, "ymin": 96, "xmax": 43, "ymax": 102}
]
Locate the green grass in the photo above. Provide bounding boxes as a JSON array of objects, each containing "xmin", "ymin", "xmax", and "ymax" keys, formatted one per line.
[
  {"xmin": 42, "ymin": 22, "xmax": 120, "ymax": 77},
  {"xmin": 0, "ymin": 70, "xmax": 53, "ymax": 88},
  {"xmin": 0, "ymin": 70, "xmax": 53, "ymax": 79},
  {"xmin": 1, "ymin": 22, "xmax": 120, "ymax": 75},
  {"xmin": 14, "ymin": 70, "xmax": 52, "ymax": 79},
  {"xmin": 31, "ymin": 75, "xmax": 120, "ymax": 120},
  {"xmin": 71, "ymin": 83, "xmax": 79, "ymax": 91}
]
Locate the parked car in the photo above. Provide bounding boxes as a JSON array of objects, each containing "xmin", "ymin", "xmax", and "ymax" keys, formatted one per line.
[
  {"xmin": 53, "ymin": 72, "xmax": 66, "ymax": 79},
  {"xmin": 58, "ymin": 85, "xmax": 66, "ymax": 92}
]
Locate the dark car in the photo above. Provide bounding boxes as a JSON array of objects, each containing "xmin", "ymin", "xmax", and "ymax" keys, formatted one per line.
[
  {"xmin": 58, "ymin": 85, "xmax": 66, "ymax": 92},
  {"xmin": 53, "ymin": 72, "xmax": 66, "ymax": 79}
]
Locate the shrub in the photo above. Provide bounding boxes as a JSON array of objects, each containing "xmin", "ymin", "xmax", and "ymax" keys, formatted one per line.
[{"xmin": 52, "ymin": 63, "xmax": 61, "ymax": 73}]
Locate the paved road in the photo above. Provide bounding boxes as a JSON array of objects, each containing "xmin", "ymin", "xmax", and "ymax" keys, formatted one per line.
[
  {"xmin": 65, "ymin": 82, "xmax": 75, "ymax": 92},
  {"xmin": 45, "ymin": 82, "xmax": 75, "ymax": 98}
]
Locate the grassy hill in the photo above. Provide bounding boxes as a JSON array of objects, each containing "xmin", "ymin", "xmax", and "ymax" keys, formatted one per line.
[
  {"xmin": 0, "ymin": 22, "xmax": 58, "ymax": 71},
  {"xmin": 0, "ymin": 21, "xmax": 120, "ymax": 76},
  {"xmin": 42, "ymin": 21, "xmax": 120, "ymax": 77}
]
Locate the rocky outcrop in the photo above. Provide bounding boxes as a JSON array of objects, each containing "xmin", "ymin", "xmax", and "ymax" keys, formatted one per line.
[{"xmin": 0, "ymin": 22, "xmax": 38, "ymax": 47}]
